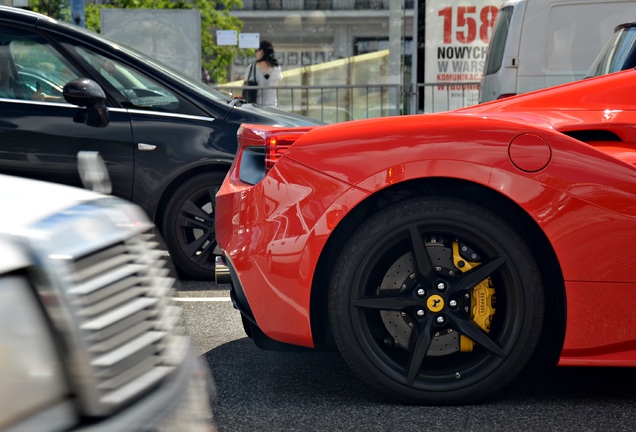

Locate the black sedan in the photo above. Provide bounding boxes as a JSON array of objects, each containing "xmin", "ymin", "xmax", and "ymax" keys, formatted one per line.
[{"xmin": 0, "ymin": 6, "xmax": 318, "ymax": 279}]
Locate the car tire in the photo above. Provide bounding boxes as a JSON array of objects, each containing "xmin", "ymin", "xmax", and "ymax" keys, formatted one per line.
[
  {"xmin": 162, "ymin": 172, "xmax": 225, "ymax": 280},
  {"xmin": 328, "ymin": 197, "xmax": 544, "ymax": 404}
]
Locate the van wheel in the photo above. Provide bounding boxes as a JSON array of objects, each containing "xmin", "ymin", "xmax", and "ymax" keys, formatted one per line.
[
  {"xmin": 162, "ymin": 173, "xmax": 224, "ymax": 280},
  {"xmin": 328, "ymin": 197, "xmax": 544, "ymax": 404}
]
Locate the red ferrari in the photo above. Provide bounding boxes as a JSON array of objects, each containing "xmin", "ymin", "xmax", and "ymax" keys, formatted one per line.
[{"xmin": 215, "ymin": 69, "xmax": 636, "ymax": 404}]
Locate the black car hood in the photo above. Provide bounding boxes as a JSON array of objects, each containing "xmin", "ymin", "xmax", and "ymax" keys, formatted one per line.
[{"xmin": 226, "ymin": 102, "xmax": 325, "ymax": 127}]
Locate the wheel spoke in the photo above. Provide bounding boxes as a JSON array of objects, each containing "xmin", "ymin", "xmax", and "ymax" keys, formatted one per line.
[
  {"xmin": 180, "ymin": 200, "xmax": 214, "ymax": 226},
  {"xmin": 407, "ymin": 320, "xmax": 433, "ymax": 385},
  {"xmin": 206, "ymin": 187, "xmax": 218, "ymax": 212},
  {"xmin": 454, "ymin": 316, "xmax": 505, "ymax": 357},
  {"xmin": 192, "ymin": 239, "xmax": 215, "ymax": 266},
  {"xmin": 177, "ymin": 212, "xmax": 207, "ymax": 230},
  {"xmin": 409, "ymin": 224, "xmax": 435, "ymax": 280},
  {"xmin": 183, "ymin": 230, "xmax": 213, "ymax": 256},
  {"xmin": 453, "ymin": 255, "xmax": 507, "ymax": 294},
  {"xmin": 353, "ymin": 294, "xmax": 421, "ymax": 311}
]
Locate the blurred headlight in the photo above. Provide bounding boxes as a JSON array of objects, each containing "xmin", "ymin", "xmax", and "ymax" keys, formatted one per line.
[{"xmin": 0, "ymin": 275, "xmax": 69, "ymax": 429}]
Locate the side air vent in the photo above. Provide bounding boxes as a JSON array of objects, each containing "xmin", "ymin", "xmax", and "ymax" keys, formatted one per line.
[{"xmin": 563, "ymin": 130, "xmax": 622, "ymax": 143}]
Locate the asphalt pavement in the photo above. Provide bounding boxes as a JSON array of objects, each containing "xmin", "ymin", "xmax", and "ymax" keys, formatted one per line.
[{"xmin": 176, "ymin": 279, "xmax": 636, "ymax": 432}]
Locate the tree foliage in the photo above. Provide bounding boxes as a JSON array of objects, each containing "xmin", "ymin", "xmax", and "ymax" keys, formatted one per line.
[
  {"xmin": 31, "ymin": 0, "xmax": 71, "ymax": 22},
  {"xmin": 30, "ymin": 0, "xmax": 247, "ymax": 83}
]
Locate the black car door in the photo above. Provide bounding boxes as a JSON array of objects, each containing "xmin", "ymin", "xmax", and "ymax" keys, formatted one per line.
[
  {"xmin": 70, "ymin": 44, "xmax": 226, "ymax": 214},
  {"xmin": 0, "ymin": 26, "xmax": 134, "ymax": 198}
]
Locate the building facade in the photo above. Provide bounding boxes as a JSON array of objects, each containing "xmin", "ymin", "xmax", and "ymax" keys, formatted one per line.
[{"xmin": 228, "ymin": 0, "xmax": 414, "ymax": 83}]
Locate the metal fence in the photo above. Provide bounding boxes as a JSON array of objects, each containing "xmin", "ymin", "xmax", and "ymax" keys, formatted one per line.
[
  {"xmin": 214, "ymin": 82, "xmax": 482, "ymax": 123},
  {"xmin": 237, "ymin": 0, "xmax": 415, "ymax": 10}
]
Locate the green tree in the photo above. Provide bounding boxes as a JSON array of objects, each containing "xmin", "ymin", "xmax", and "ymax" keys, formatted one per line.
[{"xmin": 30, "ymin": 0, "xmax": 248, "ymax": 83}]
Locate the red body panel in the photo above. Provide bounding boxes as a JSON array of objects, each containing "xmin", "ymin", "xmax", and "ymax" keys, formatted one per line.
[
  {"xmin": 216, "ymin": 69, "xmax": 636, "ymax": 362},
  {"xmin": 216, "ymin": 160, "xmax": 366, "ymax": 346}
]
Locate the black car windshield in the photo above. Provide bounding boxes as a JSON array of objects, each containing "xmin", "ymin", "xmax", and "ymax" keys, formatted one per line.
[
  {"xmin": 115, "ymin": 43, "xmax": 232, "ymax": 104},
  {"xmin": 60, "ymin": 21, "xmax": 232, "ymax": 105}
]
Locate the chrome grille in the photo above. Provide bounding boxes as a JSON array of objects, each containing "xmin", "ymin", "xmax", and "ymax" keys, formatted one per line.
[{"xmin": 65, "ymin": 230, "xmax": 183, "ymax": 416}]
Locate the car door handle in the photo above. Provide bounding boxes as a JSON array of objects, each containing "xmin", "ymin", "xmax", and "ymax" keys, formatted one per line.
[{"xmin": 138, "ymin": 143, "xmax": 157, "ymax": 151}]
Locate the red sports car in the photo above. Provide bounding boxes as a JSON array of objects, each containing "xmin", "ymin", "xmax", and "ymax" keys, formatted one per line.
[{"xmin": 215, "ymin": 69, "xmax": 636, "ymax": 404}]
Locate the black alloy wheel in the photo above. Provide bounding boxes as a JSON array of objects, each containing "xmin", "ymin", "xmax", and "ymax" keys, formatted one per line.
[
  {"xmin": 162, "ymin": 172, "xmax": 225, "ymax": 280},
  {"xmin": 328, "ymin": 197, "xmax": 544, "ymax": 404}
]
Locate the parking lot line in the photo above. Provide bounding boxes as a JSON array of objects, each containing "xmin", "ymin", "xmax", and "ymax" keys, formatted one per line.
[{"xmin": 173, "ymin": 297, "xmax": 232, "ymax": 302}]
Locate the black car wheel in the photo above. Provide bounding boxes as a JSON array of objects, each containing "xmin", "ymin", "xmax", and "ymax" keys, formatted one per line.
[
  {"xmin": 162, "ymin": 172, "xmax": 225, "ymax": 280},
  {"xmin": 328, "ymin": 197, "xmax": 544, "ymax": 404}
]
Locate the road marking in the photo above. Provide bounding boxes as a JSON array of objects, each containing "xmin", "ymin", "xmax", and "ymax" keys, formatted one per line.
[{"xmin": 174, "ymin": 297, "xmax": 232, "ymax": 302}]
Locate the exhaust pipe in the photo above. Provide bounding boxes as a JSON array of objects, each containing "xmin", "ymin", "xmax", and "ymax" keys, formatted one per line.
[{"xmin": 215, "ymin": 255, "xmax": 232, "ymax": 285}]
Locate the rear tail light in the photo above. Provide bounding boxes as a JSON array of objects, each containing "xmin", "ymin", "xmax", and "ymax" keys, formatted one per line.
[
  {"xmin": 264, "ymin": 130, "xmax": 308, "ymax": 171},
  {"xmin": 237, "ymin": 124, "xmax": 315, "ymax": 172}
]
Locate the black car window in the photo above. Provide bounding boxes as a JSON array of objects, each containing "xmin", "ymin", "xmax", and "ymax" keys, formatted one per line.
[
  {"xmin": 76, "ymin": 46, "xmax": 180, "ymax": 112},
  {"xmin": 483, "ymin": 5, "xmax": 513, "ymax": 76},
  {"xmin": 0, "ymin": 27, "xmax": 80, "ymax": 102},
  {"xmin": 587, "ymin": 26, "xmax": 636, "ymax": 78}
]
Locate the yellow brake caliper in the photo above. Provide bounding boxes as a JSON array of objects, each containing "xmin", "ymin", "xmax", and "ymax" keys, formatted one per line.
[{"xmin": 451, "ymin": 242, "xmax": 496, "ymax": 352}]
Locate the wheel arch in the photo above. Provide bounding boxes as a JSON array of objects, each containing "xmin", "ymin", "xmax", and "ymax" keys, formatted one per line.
[
  {"xmin": 153, "ymin": 162, "xmax": 231, "ymax": 235},
  {"xmin": 310, "ymin": 177, "xmax": 566, "ymax": 363}
]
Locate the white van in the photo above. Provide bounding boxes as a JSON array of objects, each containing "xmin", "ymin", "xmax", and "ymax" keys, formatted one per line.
[{"xmin": 479, "ymin": 0, "xmax": 636, "ymax": 102}]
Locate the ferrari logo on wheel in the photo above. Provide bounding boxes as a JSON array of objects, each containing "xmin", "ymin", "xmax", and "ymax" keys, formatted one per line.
[{"xmin": 427, "ymin": 295, "xmax": 444, "ymax": 312}]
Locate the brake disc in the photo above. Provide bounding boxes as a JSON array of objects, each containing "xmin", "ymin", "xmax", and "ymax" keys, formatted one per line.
[{"xmin": 379, "ymin": 238, "xmax": 495, "ymax": 355}]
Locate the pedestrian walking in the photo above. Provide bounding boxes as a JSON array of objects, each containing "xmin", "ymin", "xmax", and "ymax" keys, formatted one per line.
[{"xmin": 244, "ymin": 40, "xmax": 282, "ymax": 108}]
